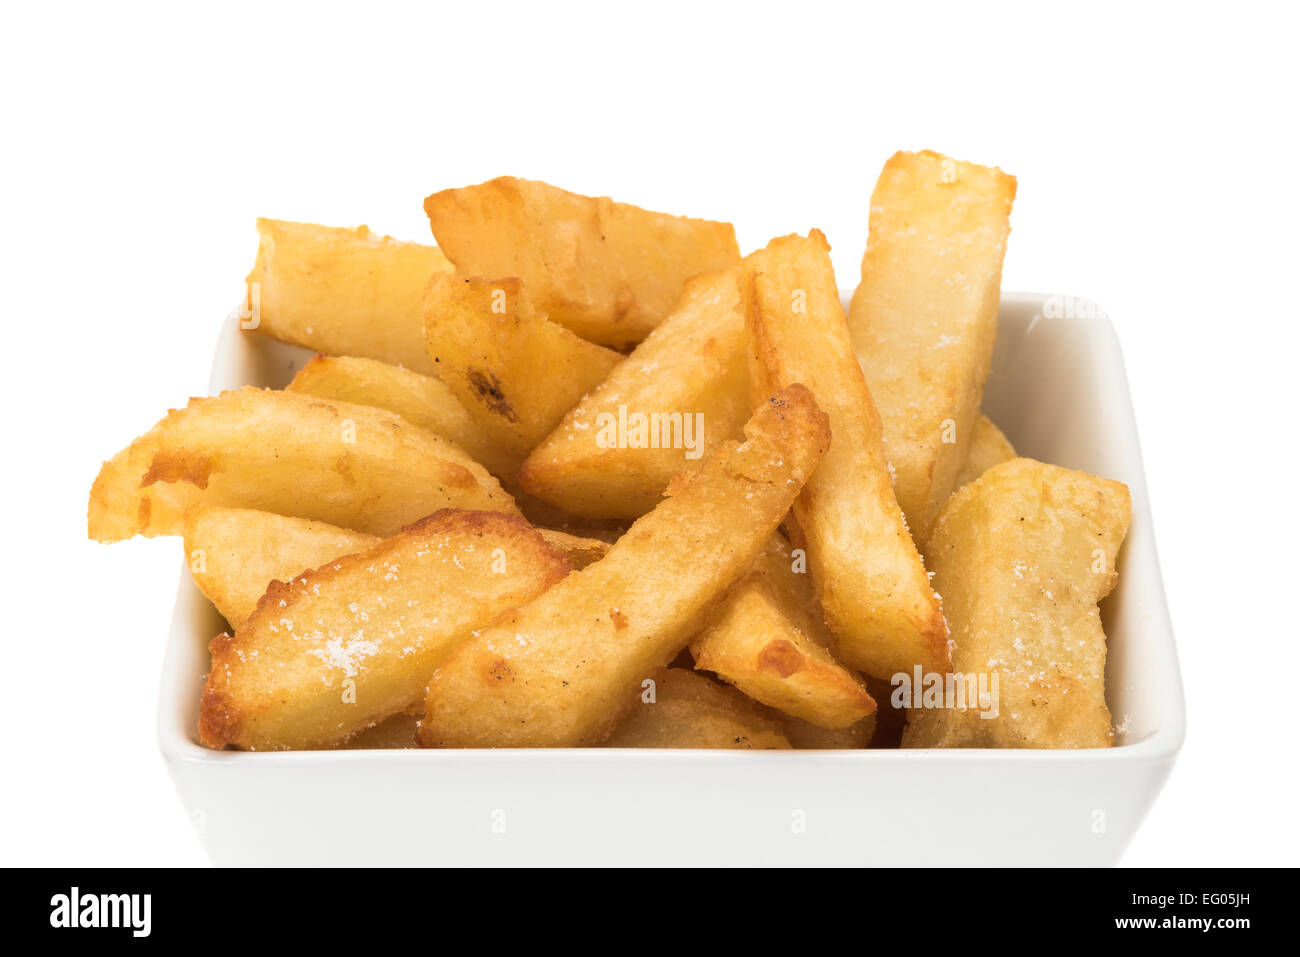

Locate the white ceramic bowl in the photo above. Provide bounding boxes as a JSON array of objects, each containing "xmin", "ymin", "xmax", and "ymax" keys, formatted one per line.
[{"xmin": 158, "ymin": 292, "xmax": 1184, "ymax": 866}]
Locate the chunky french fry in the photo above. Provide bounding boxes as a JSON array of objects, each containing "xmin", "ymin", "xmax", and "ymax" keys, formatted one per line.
[
  {"xmin": 744, "ymin": 231, "xmax": 949, "ymax": 680},
  {"xmin": 903, "ymin": 458, "xmax": 1130, "ymax": 749},
  {"xmin": 953, "ymin": 414, "xmax": 1016, "ymax": 491},
  {"xmin": 535, "ymin": 529, "xmax": 610, "ymax": 569},
  {"xmin": 423, "ymin": 273, "xmax": 623, "ymax": 460},
  {"xmin": 604, "ymin": 668, "xmax": 791, "ymax": 749},
  {"xmin": 342, "ymin": 712, "xmax": 420, "ymax": 750},
  {"xmin": 782, "ymin": 714, "xmax": 876, "ymax": 749},
  {"xmin": 246, "ymin": 219, "xmax": 451, "ymax": 374},
  {"xmin": 848, "ymin": 151, "xmax": 1016, "ymax": 539},
  {"xmin": 199, "ymin": 510, "xmax": 570, "ymax": 750},
  {"xmin": 87, "ymin": 387, "xmax": 518, "ymax": 542},
  {"xmin": 183, "ymin": 506, "xmax": 380, "ymax": 628},
  {"xmin": 424, "ymin": 177, "xmax": 740, "ymax": 348},
  {"xmin": 286, "ymin": 354, "xmax": 515, "ymax": 476},
  {"xmin": 691, "ymin": 533, "xmax": 876, "ymax": 729},
  {"xmin": 419, "ymin": 384, "xmax": 830, "ymax": 748},
  {"xmin": 518, "ymin": 270, "xmax": 749, "ymax": 519}
]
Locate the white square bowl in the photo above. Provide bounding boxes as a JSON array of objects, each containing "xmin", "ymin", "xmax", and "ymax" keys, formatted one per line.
[{"xmin": 158, "ymin": 292, "xmax": 1183, "ymax": 866}]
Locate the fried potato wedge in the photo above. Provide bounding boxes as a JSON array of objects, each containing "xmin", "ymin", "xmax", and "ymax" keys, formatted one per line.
[
  {"xmin": 419, "ymin": 384, "xmax": 830, "ymax": 748},
  {"xmin": 847, "ymin": 151, "xmax": 1016, "ymax": 539},
  {"xmin": 424, "ymin": 177, "xmax": 740, "ymax": 348},
  {"xmin": 518, "ymin": 270, "xmax": 749, "ymax": 519},
  {"xmin": 743, "ymin": 230, "xmax": 949, "ymax": 680},
  {"xmin": 604, "ymin": 668, "xmax": 791, "ymax": 749},
  {"xmin": 423, "ymin": 273, "xmax": 623, "ymax": 461},
  {"xmin": 286, "ymin": 354, "xmax": 515, "ymax": 477},
  {"xmin": 782, "ymin": 714, "xmax": 876, "ymax": 749},
  {"xmin": 903, "ymin": 458, "xmax": 1130, "ymax": 749},
  {"xmin": 199, "ymin": 510, "xmax": 570, "ymax": 750},
  {"xmin": 954, "ymin": 414, "xmax": 1016, "ymax": 491},
  {"xmin": 535, "ymin": 529, "xmax": 610, "ymax": 569},
  {"xmin": 245, "ymin": 219, "xmax": 451, "ymax": 374},
  {"xmin": 691, "ymin": 533, "xmax": 876, "ymax": 729},
  {"xmin": 341, "ymin": 712, "xmax": 421, "ymax": 750},
  {"xmin": 183, "ymin": 506, "xmax": 380, "ymax": 629},
  {"xmin": 87, "ymin": 387, "xmax": 518, "ymax": 542}
]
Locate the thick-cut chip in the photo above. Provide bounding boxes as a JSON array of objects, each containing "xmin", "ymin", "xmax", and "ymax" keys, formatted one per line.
[
  {"xmin": 744, "ymin": 230, "xmax": 949, "ymax": 680},
  {"xmin": 782, "ymin": 714, "xmax": 876, "ymax": 749},
  {"xmin": 418, "ymin": 384, "xmax": 830, "ymax": 748},
  {"xmin": 953, "ymin": 415, "xmax": 1016, "ymax": 491},
  {"xmin": 87, "ymin": 387, "xmax": 518, "ymax": 542},
  {"xmin": 423, "ymin": 273, "xmax": 623, "ymax": 460},
  {"xmin": 847, "ymin": 151, "xmax": 1016, "ymax": 539},
  {"xmin": 691, "ymin": 533, "xmax": 876, "ymax": 729},
  {"xmin": 183, "ymin": 506, "xmax": 380, "ymax": 629},
  {"xmin": 199, "ymin": 510, "xmax": 570, "ymax": 751},
  {"xmin": 424, "ymin": 177, "xmax": 740, "ymax": 348},
  {"xmin": 519, "ymin": 270, "xmax": 749, "ymax": 519},
  {"xmin": 342, "ymin": 712, "xmax": 420, "ymax": 750},
  {"xmin": 286, "ymin": 354, "xmax": 515, "ymax": 476},
  {"xmin": 902, "ymin": 458, "xmax": 1130, "ymax": 749},
  {"xmin": 604, "ymin": 668, "xmax": 791, "ymax": 749},
  {"xmin": 535, "ymin": 529, "xmax": 610, "ymax": 569},
  {"xmin": 245, "ymin": 219, "xmax": 451, "ymax": 374}
]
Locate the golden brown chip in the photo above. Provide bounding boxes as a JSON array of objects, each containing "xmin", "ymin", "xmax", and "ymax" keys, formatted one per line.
[
  {"xmin": 183, "ymin": 506, "xmax": 380, "ymax": 629},
  {"xmin": 954, "ymin": 414, "xmax": 1016, "ymax": 491},
  {"xmin": 743, "ymin": 230, "xmax": 949, "ymax": 680},
  {"xmin": 847, "ymin": 151, "xmax": 1016, "ymax": 539},
  {"xmin": 691, "ymin": 533, "xmax": 876, "ymax": 729},
  {"xmin": 423, "ymin": 273, "xmax": 623, "ymax": 461},
  {"xmin": 605, "ymin": 668, "xmax": 791, "ymax": 749},
  {"xmin": 519, "ymin": 269, "xmax": 748, "ymax": 519},
  {"xmin": 902, "ymin": 458, "xmax": 1130, "ymax": 749},
  {"xmin": 245, "ymin": 219, "xmax": 450, "ymax": 374},
  {"xmin": 87, "ymin": 387, "xmax": 518, "ymax": 541},
  {"xmin": 424, "ymin": 177, "xmax": 739, "ymax": 348}
]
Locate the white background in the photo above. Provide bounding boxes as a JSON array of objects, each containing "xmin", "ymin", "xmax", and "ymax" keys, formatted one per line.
[{"xmin": 2, "ymin": 1, "xmax": 1296, "ymax": 866}]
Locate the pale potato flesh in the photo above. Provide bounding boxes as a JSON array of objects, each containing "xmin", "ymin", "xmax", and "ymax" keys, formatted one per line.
[
  {"xmin": 183, "ymin": 506, "xmax": 380, "ymax": 629},
  {"xmin": 418, "ymin": 384, "xmax": 830, "ymax": 748},
  {"xmin": 246, "ymin": 219, "xmax": 451, "ymax": 375},
  {"xmin": 286, "ymin": 353, "xmax": 515, "ymax": 477},
  {"xmin": 424, "ymin": 177, "xmax": 740, "ymax": 348},
  {"xmin": 744, "ymin": 230, "xmax": 949, "ymax": 680},
  {"xmin": 423, "ymin": 273, "xmax": 623, "ymax": 460},
  {"xmin": 847, "ymin": 151, "xmax": 1016, "ymax": 540},
  {"xmin": 691, "ymin": 533, "xmax": 876, "ymax": 729},
  {"xmin": 87, "ymin": 388, "xmax": 518, "ymax": 541},
  {"xmin": 199, "ymin": 510, "xmax": 570, "ymax": 750},
  {"xmin": 954, "ymin": 414, "xmax": 1016, "ymax": 491},
  {"xmin": 604, "ymin": 668, "xmax": 791, "ymax": 749},
  {"xmin": 903, "ymin": 458, "xmax": 1130, "ymax": 749},
  {"xmin": 519, "ymin": 269, "xmax": 749, "ymax": 519}
]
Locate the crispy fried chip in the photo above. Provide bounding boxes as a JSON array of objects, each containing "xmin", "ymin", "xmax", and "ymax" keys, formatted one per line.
[
  {"xmin": 744, "ymin": 230, "xmax": 949, "ymax": 679},
  {"xmin": 418, "ymin": 384, "xmax": 830, "ymax": 747},
  {"xmin": 423, "ymin": 273, "xmax": 623, "ymax": 460},
  {"xmin": 691, "ymin": 533, "xmax": 876, "ymax": 729},
  {"xmin": 424, "ymin": 177, "xmax": 740, "ymax": 348},
  {"xmin": 781, "ymin": 714, "xmax": 876, "ymax": 749},
  {"xmin": 518, "ymin": 270, "xmax": 749, "ymax": 519},
  {"xmin": 87, "ymin": 387, "xmax": 518, "ymax": 541},
  {"xmin": 604, "ymin": 668, "xmax": 791, "ymax": 749},
  {"xmin": 199, "ymin": 510, "xmax": 570, "ymax": 750},
  {"xmin": 183, "ymin": 506, "xmax": 380, "ymax": 629},
  {"xmin": 848, "ymin": 151, "xmax": 1016, "ymax": 539},
  {"xmin": 286, "ymin": 353, "xmax": 515, "ymax": 476},
  {"xmin": 954, "ymin": 414, "xmax": 1016, "ymax": 491},
  {"xmin": 903, "ymin": 458, "xmax": 1130, "ymax": 749},
  {"xmin": 535, "ymin": 528, "xmax": 610, "ymax": 569},
  {"xmin": 246, "ymin": 219, "xmax": 451, "ymax": 374}
]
